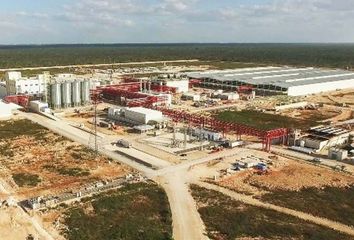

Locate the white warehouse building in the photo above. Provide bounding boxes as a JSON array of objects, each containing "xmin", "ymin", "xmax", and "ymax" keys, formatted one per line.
[
  {"xmin": 108, "ymin": 107, "xmax": 163, "ymax": 125},
  {"xmin": 125, "ymin": 107, "xmax": 163, "ymax": 124},
  {"xmin": 187, "ymin": 67, "xmax": 354, "ymax": 96}
]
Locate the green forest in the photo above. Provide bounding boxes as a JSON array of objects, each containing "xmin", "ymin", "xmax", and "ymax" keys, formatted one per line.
[{"xmin": 1, "ymin": 43, "xmax": 354, "ymax": 69}]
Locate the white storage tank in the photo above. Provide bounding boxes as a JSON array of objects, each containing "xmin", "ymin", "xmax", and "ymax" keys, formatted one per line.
[
  {"xmin": 81, "ymin": 80, "xmax": 90, "ymax": 105},
  {"xmin": 61, "ymin": 82, "xmax": 72, "ymax": 108},
  {"xmin": 50, "ymin": 83, "xmax": 62, "ymax": 109},
  {"xmin": 72, "ymin": 81, "xmax": 81, "ymax": 107}
]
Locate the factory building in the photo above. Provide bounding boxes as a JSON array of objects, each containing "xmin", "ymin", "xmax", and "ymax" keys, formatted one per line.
[
  {"xmin": 5, "ymin": 71, "xmax": 50, "ymax": 96},
  {"xmin": 187, "ymin": 67, "xmax": 354, "ymax": 96},
  {"xmin": 108, "ymin": 107, "xmax": 164, "ymax": 125},
  {"xmin": 181, "ymin": 93, "xmax": 201, "ymax": 102},
  {"xmin": 298, "ymin": 125, "xmax": 351, "ymax": 150},
  {"xmin": 151, "ymin": 77, "xmax": 189, "ymax": 93},
  {"xmin": 164, "ymin": 79, "xmax": 189, "ymax": 93},
  {"xmin": 193, "ymin": 128, "xmax": 222, "ymax": 141}
]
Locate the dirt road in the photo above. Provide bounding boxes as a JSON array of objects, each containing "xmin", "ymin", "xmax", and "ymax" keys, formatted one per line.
[
  {"xmin": 0, "ymin": 59, "xmax": 199, "ymax": 72},
  {"xmin": 19, "ymin": 112, "xmax": 207, "ymax": 239},
  {"xmin": 198, "ymin": 181, "xmax": 354, "ymax": 237},
  {"xmin": 157, "ymin": 171, "xmax": 207, "ymax": 240}
]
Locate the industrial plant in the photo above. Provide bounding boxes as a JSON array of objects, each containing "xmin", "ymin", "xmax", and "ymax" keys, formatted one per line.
[
  {"xmin": 1, "ymin": 61, "xmax": 354, "ymax": 240},
  {"xmin": 187, "ymin": 66, "xmax": 354, "ymax": 96}
]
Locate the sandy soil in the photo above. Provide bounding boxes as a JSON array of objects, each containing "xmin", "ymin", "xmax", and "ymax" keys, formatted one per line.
[
  {"xmin": 218, "ymin": 158, "xmax": 354, "ymax": 193},
  {"xmin": 0, "ymin": 131, "xmax": 130, "ymax": 200}
]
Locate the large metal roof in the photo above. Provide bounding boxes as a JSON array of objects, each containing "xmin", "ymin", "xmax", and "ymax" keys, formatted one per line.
[{"xmin": 187, "ymin": 67, "xmax": 354, "ymax": 89}]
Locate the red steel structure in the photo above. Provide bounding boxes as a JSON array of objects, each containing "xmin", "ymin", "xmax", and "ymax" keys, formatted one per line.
[
  {"xmin": 92, "ymin": 82, "xmax": 171, "ymax": 107},
  {"xmin": 189, "ymin": 79, "xmax": 202, "ymax": 88},
  {"xmin": 91, "ymin": 81, "xmax": 288, "ymax": 151},
  {"xmin": 4, "ymin": 95, "xmax": 30, "ymax": 110},
  {"xmin": 155, "ymin": 107, "xmax": 288, "ymax": 152}
]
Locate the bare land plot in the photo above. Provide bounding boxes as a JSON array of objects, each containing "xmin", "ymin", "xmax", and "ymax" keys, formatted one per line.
[
  {"xmin": 216, "ymin": 156, "xmax": 354, "ymax": 227},
  {"xmin": 191, "ymin": 185, "xmax": 353, "ymax": 240},
  {"xmin": 0, "ymin": 119, "xmax": 130, "ymax": 199}
]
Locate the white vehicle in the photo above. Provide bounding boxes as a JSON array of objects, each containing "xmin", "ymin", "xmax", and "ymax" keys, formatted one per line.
[{"xmin": 117, "ymin": 139, "xmax": 132, "ymax": 148}]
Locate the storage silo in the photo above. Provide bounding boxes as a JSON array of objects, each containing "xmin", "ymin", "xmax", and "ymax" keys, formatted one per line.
[
  {"xmin": 50, "ymin": 83, "xmax": 62, "ymax": 109},
  {"xmin": 61, "ymin": 82, "xmax": 72, "ymax": 108},
  {"xmin": 72, "ymin": 81, "xmax": 81, "ymax": 107},
  {"xmin": 81, "ymin": 80, "xmax": 91, "ymax": 105}
]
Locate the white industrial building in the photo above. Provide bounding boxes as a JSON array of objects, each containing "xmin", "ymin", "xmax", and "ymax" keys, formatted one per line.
[
  {"xmin": 182, "ymin": 93, "xmax": 201, "ymax": 102},
  {"xmin": 218, "ymin": 92, "xmax": 240, "ymax": 100},
  {"xmin": 151, "ymin": 78, "xmax": 189, "ymax": 93},
  {"xmin": 108, "ymin": 107, "xmax": 163, "ymax": 125},
  {"xmin": 165, "ymin": 79, "xmax": 189, "ymax": 93},
  {"xmin": 187, "ymin": 67, "xmax": 354, "ymax": 96},
  {"xmin": 299, "ymin": 125, "xmax": 351, "ymax": 150},
  {"xmin": 125, "ymin": 107, "xmax": 163, "ymax": 124},
  {"xmin": 5, "ymin": 71, "xmax": 50, "ymax": 96},
  {"xmin": 328, "ymin": 149, "xmax": 348, "ymax": 161},
  {"xmin": 193, "ymin": 128, "xmax": 222, "ymax": 141},
  {"xmin": 29, "ymin": 101, "xmax": 49, "ymax": 113}
]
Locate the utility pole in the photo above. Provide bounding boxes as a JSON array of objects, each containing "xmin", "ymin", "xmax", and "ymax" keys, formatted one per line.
[{"xmin": 89, "ymin": 91, "xmax": 101, "ymax": 158}]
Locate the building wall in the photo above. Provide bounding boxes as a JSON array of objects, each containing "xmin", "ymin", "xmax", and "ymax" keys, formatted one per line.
[
  {"xmin": 0, "ymin": 84, "xmax": 7, "ymax": 99},
  {"xmin": 125, "ymin": 108, "xmax": 163, "ymax": 124},
  {"xmin": 287, "ymin": 79, "xmax": 354, "ymax": 96},
  {"xmin": 6, "ymin": 78, "xmax": 47, "ymax": 95},
  {"xmin": 5, "ymin": 72, "xmax": 22, "ymax": 81},
  {"xmin": 166, "ymin": 80, "xmax": 189, "ymax": 93},
  {"xmin": 303, "ymin": 137, "xmax": 328, "ymax": 150},
  {"xmin": 194, "ymin": 128, "xmax": 222, "ymax": 141}
]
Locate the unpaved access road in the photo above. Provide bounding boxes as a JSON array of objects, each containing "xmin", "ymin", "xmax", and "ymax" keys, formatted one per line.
[
  {"xmin": 0, "ymin": 59, "xmax": 199, "ymax": 72},
  {"xmin": 197, "ymin": 181, "xmax": 354, "ymax": 237},
  {"xmin": 157, "ymin": 171, "xmax": 208, "ymax": 240}
]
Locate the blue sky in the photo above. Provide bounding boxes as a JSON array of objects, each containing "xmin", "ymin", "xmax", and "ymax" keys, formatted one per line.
[{"xmin": 0, "ymin": 0, "xmax": 353, "ymax": 44}]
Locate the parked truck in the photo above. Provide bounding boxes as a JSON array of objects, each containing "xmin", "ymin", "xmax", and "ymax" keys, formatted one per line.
[{"xmin": 117, "ymin": 139, "xmax": 132, "ymax": 148}]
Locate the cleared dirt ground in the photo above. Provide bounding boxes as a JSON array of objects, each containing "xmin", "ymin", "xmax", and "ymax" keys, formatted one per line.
[
  {"xmin": 0, "ymin": 119, "xmax": 130, "ymax": 199},
  {"xmin": 218, "ymin": 157, "xmax": 354, "ymax": 195},
  {"xmin": 307, "ymin": 89, "xmax": 354, "ymax": 107}
]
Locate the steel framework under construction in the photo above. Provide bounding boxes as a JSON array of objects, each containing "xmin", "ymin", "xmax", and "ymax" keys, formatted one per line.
[
  {"xmin": 92, "ymin": 81, "xmax": 174, "ymax": 108},
  {"xmin": 155, "ymin": 108, "xmax": 289, "ymax": 152},
  {"xmin": 91, "ymin": 80, "xmax": 288, "ymax": 151}
]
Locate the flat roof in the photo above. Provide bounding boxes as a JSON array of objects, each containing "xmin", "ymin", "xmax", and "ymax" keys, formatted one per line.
[
  {"xmin": 127, "ymin": 107, "xmax": 162, "ymax": 115},
  {"xmin": 187, "ymin": 67, "xmax": 354, "ymax": 89}
]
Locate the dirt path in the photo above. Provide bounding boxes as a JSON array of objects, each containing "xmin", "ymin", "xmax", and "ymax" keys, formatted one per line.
[
  {"xmin": 197, "ymin": 181, "xmax": 354, "ymax": 237},
  {"xmin": 157, "ymin": 171, "xmax": 208, "ymax": 240},
  {"xmin": 0, "ymin": 59, "xmax": 199, "ymax": 72}
]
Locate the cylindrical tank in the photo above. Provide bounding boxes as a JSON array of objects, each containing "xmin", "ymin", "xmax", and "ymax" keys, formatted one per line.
[
  {"xmin": 61, "ymin": 82, "xmax": 72, "ymax": 108},
  {"xmin": 50, "ymin": 83, "xmax": 62, "ymax": 109},
  {"xmin": 81, "ymin": 80, "xmax": 90, "ymax": 105},
  {"xmin": 72, "ymin": 81, "xmax": 81, "ymax": 107}
]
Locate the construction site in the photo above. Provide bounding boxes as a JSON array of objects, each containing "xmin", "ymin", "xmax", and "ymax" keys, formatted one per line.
[{"xmin": 1, "ymin": 60, "xmax": 354, "ymax": 240}]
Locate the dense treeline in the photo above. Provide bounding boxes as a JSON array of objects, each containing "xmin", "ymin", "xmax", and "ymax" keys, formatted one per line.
[{"xmin": 0, "ymin": 43, "xmax": 354, "ymax": 68}]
